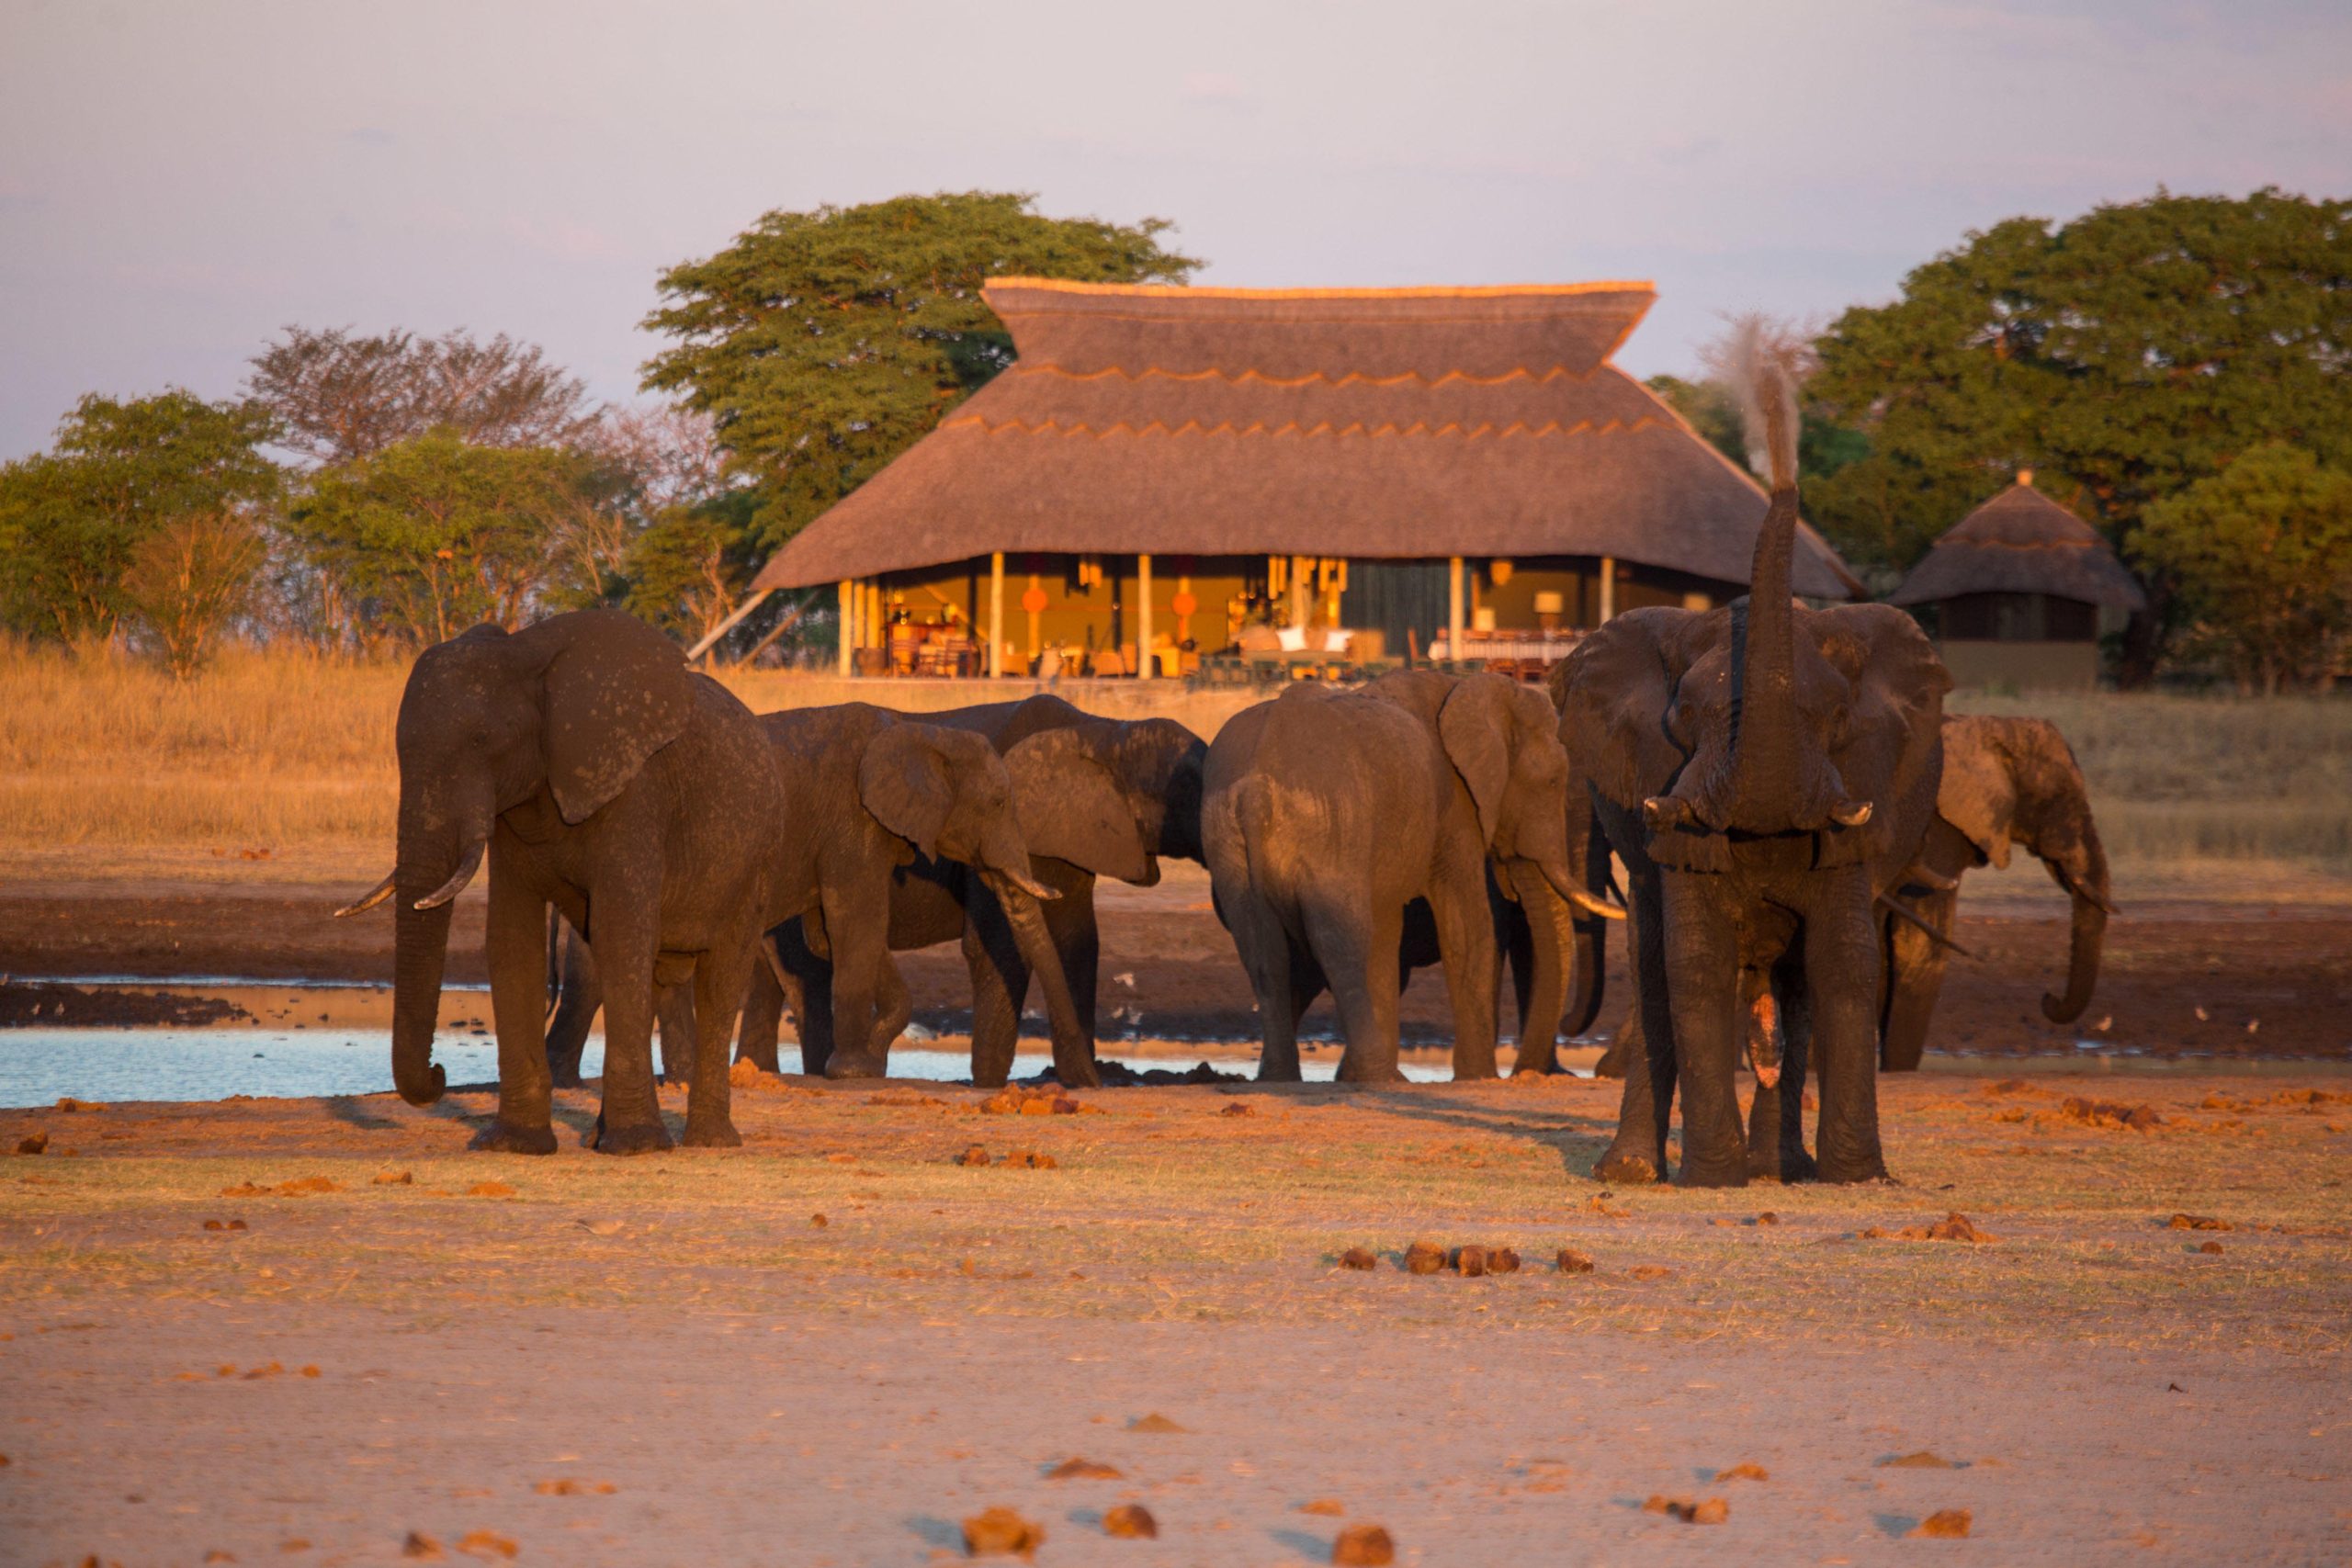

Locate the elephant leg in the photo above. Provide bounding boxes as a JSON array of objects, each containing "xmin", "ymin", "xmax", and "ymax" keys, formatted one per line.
[
  {"xmin": 682, "ymin": 942, "xmax": 752, "ymax": 1148},
  {"xmin": 1808, "ymin": 874, "xmax": 1890, "ymax": 1184},
  {"xmin": 1501, "ymin": 896, "xmax": 1543, "ymax": 1070},
  {"xmin": 734, "ymin": 941, "xmax": 786, "ymax": 1074},
  {"xmin": 1660, "ymin": 880, "xmax": 1746, "ymax": 1189},
  {"xmin": 866, "ymin": 953, "xmax": 913, "ymax": 1067},
  {"xmin": 774, "ymin": 918, "xmax": 836, "ymax": 1077},
  {"xmin": 962, "ymin": 908, "xmax": 1026, "ymax": 1089},
  {"xmin": 1593, "ymin": 864, "xmax": 1674, "ymax": 1183},
  {"xmin": 586, "ymin": 876, "xmax": 670, "ymax": 1156},
  {"xmin": 474, "ymin": 839, "xmax": 559, "ymax": 1155},
  {"xmin": 543, "ymin": 916, "xmax": 601, "ymax": 1089},
  {"xmin": 1879, "ymin": 887, "xmax": 1955, "ymax": 1071},
  {"xmin": 1744, "ymin": 956, "xmax": 1817, "ymax": 1183},
  {"xmin": 820, "ymin": 893, "xmax": 890, "ymax": 1080},
  {"xmin": 1223, "ymin": 884, "xmax": 1305, "ymax": 1083},
  {"xmin": 1051, "ymin": 893, "xmax": 1102, "ymax": 1058},
  {"xmin": 657, "ymin": 983, "xmax": 697, "ymax": 1086},
  {"xmin": 1432, "ymin": 877, "xmax": 1501, "ymax": 1083},
  {"xmin": 1317, "ymin": 897, "xmax": 1403, "ymax": 1085},
  {"xmin": 1592, "ymin": 1005, "xmax": 1639, "ymax": 1079}
]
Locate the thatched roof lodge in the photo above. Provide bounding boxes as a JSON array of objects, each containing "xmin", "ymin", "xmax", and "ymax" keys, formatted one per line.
[
  {"xmin": 745, "ymin": 277, "xmax": 1863, "ymax": 677},
  {"xmin": 1889, "ymin": 475, "xmax": 2146, "ymax": 691}
]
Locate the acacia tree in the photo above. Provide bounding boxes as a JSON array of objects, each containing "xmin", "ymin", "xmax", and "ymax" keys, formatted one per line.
[
  {"xmin": 641, "ymin": 191, "xmax": 1199, "ymax": 550},
  {"xmin": 283, "ymin": 433, "xmax": 604, "ymax": 646},
  {"xmin": 0, "ymin": 391, "xmax": 281, "ymax": 643},
  {"xmin": 1807, "ymin": 187, "xmax": 2352, "ymax": 682},
  {"xmin": 2134, "ymin": 445, "xmax": 2352, "ymax": 693},
  {"xmin": 247, "ymin": 327, "xmax": 600, "ymax": 466}
]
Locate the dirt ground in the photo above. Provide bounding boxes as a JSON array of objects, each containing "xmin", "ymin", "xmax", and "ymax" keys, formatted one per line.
[
  {"xmin": 4, "ymin": 861, "xmax": 2349, "ymax": 1059},
  {"xmin": 3, "ymin": 1066, "xmax": 2349, "ymax": 1565}
]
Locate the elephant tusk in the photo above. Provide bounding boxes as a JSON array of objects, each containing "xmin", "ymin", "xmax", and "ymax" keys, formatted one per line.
[
  {"xmin": 1876, "ymin": 893, "xmax": 1972, "ymax": 957},
  {"xmin": 1829, "ymin": 799, "xmax": 1874, "ymax": 828},
  {"xmin": 334, "ymin": 870, "xmax": 398, "ymax": 919},
  {"xmin": 413, "ymin": 840, "xmax": 486, "ymax": 910},
  {"xmin": 1641, "ymin": 795, "xmax": 1696, "ymax": 831},
  {"xmin": 993, "ymin": 866, "xmax": 1060, "ymax": 903},
  {"xmin": 1567, "ymin": 886, "xmax": 1628, "ymax": 922}
]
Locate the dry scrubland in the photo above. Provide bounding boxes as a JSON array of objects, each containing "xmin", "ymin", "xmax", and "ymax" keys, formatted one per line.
[{"xmin": 2, "ymin": 642, "xmax": 2345, "ymax": 884}]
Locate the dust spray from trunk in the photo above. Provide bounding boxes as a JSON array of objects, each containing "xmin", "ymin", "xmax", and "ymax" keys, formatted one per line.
[{"xmin": 1702, "ymin": 313, "xmax": 1811, "ymax": 492}]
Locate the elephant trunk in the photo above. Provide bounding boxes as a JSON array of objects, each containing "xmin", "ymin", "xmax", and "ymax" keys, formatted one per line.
[
  {"xmin": 389, "ymin": 788, "xmax": 486, "ymax": 1107},
  {"xmin": 1506, "ymin": 860, "xmax": 1576, "ymax": 1076},
  {"xmin": 2041, "ymin": 886, "xmax": 2108, "ymax": 1025},
  {"xmin": 985, "ymin": 869, "xmax": 1098, "ymax": 1089}
]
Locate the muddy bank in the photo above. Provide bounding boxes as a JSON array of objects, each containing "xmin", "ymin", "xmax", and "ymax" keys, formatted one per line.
[{"xmin": 3, "ymin": 866, "xmax": 2346, "ymax": 1059}]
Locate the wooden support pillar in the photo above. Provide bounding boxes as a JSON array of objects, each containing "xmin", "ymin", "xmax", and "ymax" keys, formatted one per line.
[
  {"xmin": 837, "ymin": 580, "xmax": 853, "ymax": 675},
  {"xmin": 1290, "ymin": 554, "xmax": 1308, "ymax": 629},
  {"xmin": 1448, "ymin": 556, "xmax": 1464, "ymax": 661},
  {"xmin": 1024, "ymin": 572, "xmax": 1042, "ymax": 661},
  {"xmin": 1136, "ymin": 553, "xmax": 1153, "ymax": 680},
  {"xmin": 1599, "ymin": 555, "xmax": 1615, "ymax": 624},
  {"xmin": 988, "ymin": 552, "xmax": 1004, "ymax": 679}
]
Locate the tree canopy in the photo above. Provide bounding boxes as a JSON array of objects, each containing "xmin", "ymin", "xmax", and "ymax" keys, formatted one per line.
[
  {"xmin": 2134, "ymin": 444, "xmax": 2352, "ymax": 693},
  {"xmin": 640, "ymin": 191, "xmax": 1200, "ymax": 551},
  {"xmin": 0, "ymin": 391, "xmax": 281, "ymax": 642},
  {"xmin": 247, "ymin": 326, "xmax": 601, "ymax": 466},
  {"xmin": 1804, "ymin": 187, "xmax": 2352, "ymax": 676},
  {"xmin": 281, "ymin": 433, "xmax": 607, "ymax": 646}
]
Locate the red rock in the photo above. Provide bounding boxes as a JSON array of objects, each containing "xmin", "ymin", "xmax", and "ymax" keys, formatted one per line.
[
  {"xmin": 1340, "ymin": 1247, "xmax": 1378, "ymax": 1270},
  {"xmin": 1102, "ymin": 1504, "xmax": 1157, "ymax": 1539},
  {"xmin": 1046, "ymin": 1458, "xmax": 1122, "ymax": 1480},
  {"xmin": 1331, "ymin": 1523, "xmax": 1396, "ymax": 1564},
  {"xmin": 1912, "ymin": 1508, "xmax": 1972, "ymax": 1539},
  {"xmin": 1403, "ymin": 1241, "xmax": 1445, "ymax": 1275},
  {"xmin": 962, "ymin": 1506, "xmax": 1045, "ymax": 1558},
  {"xmin": 1555, "ymin": 1248, "xmax": 1595, "ymax": 1274}
]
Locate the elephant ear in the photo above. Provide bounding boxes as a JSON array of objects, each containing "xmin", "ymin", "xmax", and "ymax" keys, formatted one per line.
[
  {"xmin": 1438, "ymin": 672, "xmax": 1518, "ymax": 843},
  {"xmin": 1935, "ymin": 716, "xmax": 2016, "ymax": 870},
  {"xmin": 1549, "ymin": 608, "xmax": 1698, "ymax": 812},
  {"xmin": 1005, "ymin": 729, "xmax": 1156, "ymax": 885},
  {"xmin": 536, "ymin": 609, "xmax": 698, "ymax": 825},
  {"xmin": 1818, "ymin": 604, "xmax": 1953, "ymax": 874},
  {"xmin": 857, "ymin": 721, "xmax": 956, "ymax": 862}
]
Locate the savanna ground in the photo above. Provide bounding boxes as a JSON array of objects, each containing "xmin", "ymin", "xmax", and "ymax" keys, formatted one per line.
[{"xmin": 2, "ymin": 646, "xmax": 2350, "ymax": 1563}]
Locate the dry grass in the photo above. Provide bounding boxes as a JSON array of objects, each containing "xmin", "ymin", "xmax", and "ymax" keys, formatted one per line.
[
  {"xmin": 1950, "ymin": 691, "xmax": 2352, "ymax": 872},
  {"xmin": 3, "ymin": 642, "xmax": 2342, "ymax": 879}
]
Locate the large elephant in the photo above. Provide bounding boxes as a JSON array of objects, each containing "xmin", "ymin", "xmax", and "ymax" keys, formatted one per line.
[
  {"xmin": 334, "ymin": 609, "xmax": 782, "ymax": 1155},
  {"xmin": 1201, "ymin": 671, "xmax": 1589, "ymax": 1084},
  {"xmin": 1880, "ymin": 714, "xmax": 2115, "ymax": 1069},
  {"xmin": 748, "ymin": 694, "xmax": 1206, "ymax": 1089},
  {"xmin": 1557, "ymin": 397, "xmax": 1950, "ymax": 1186},
  {"xmin": 545, "ymin": 704, "xmax": 1097, "ymax": 1087}
]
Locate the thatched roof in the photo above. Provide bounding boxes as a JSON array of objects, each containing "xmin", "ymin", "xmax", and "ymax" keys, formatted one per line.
[
  {"xmin": 752, "ymin": 278, "xmax": 1862, "ymax": 599},
  {"xmin": 1887, "ymin": 480, "xmax": 2147, "ymax": 611}
]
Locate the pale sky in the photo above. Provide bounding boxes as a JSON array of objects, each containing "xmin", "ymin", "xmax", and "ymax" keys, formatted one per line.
[{"xmin": 3, "ymin": 0, "xmax": 2346, "ymax": 458}]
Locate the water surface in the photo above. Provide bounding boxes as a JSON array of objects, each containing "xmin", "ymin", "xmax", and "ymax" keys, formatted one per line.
[{"xmin": 0, "ymin": 1029, "xmax": 1451, "ymax": 1108}]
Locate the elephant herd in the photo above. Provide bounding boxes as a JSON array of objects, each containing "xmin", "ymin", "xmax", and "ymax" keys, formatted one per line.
[{"xmin": 342, "ymin": 419, "xmax": 2110, "ymax": 1187}]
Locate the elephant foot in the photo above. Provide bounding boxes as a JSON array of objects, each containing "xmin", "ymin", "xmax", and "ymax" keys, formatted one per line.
[
  {"xmin": 468, "ymin": 1120, "xmax": 558, "ymax": 1156},
  {"xmin": 547, "ymin": 1063, "xmax": 583, "ymax": 1090},
  {"xmin": 823, "ymin": 1050, "xmax": 888, "ymax": 1080},
  {"xmin": 1590, "ymin": 1039, "xmax": 1634, "ymax": 1079},
  {"xmin": 733, "ymin": 1046, "xmax": 780, "ymax": 1076},
  {"xmin": 1672, "ymin": 1154, "xmax": 1751, "ymax": 1189},
  {"xmin": 1591, "ymin": 1145, "xmax": 1664, "ymax": 1185},
  {"xmin": 592, "ymin": 1119, "xmax": 674, "ymax": 1156},
  {"xmin": 1747, "ymin": 1144, "xmax": 1817, "ymax": 1184},
  {"xmin": 1815, "ymin": 1150, "xmax": 1892, "ymax": 1185},
  {"xmin": 681, "ymin": 1118, "xmax": 742, "ymax": 1149},
  {"xmin": 1255, "ymin": 1061, "xmax": 1304, "ymax": 1085}
]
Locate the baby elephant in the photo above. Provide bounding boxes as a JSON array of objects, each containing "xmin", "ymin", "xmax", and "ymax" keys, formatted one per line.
[{"xmin": 1201, "ymin": 671, "xmax": 1595, "ymax": 1083}]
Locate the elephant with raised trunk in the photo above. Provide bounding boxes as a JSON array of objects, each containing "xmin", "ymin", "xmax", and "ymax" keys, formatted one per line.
[
  {"xmin": 1881, "ymin": 714, "xmax": 2115, "ymax": 1069},
  {"xmin": 1557, "ymin": 369, "xmax": 1949, "ymax": 1186},
  {"xmin": 547, "ymin": 704, "xmax": 1098, "ymax": 1088},
  {"xmin": 1202, "ymin": 671, "xmax": 1595, "ymax": 1084},
  {"xmin": 335, "ymin": 609, "xmax": 782, "ymax": 1155},
  {"xmin": 746, "ymin": 694, "xmax": 1206, "ymax": 1089}
]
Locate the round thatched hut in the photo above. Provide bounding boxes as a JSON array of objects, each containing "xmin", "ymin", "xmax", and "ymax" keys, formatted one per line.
[{"xmin": 1887, "ymin": 474, "xmax": 2146, "ymax": 691}]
